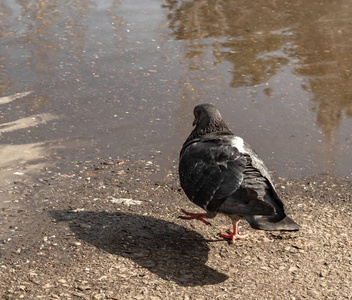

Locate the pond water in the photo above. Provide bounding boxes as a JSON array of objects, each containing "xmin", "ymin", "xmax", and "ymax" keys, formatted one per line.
[{"xmin": 1, "ymin": 0, "xmax": 352, "ymax": 193}]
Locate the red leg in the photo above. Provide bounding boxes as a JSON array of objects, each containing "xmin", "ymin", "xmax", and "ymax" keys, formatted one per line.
[
  {"xmin": 178, "ymin": 209, "xmax": 211, "ymax": 225},
  {"xmin": 220, "ymin": 220, "xmax": 248, "ymax": 243}
]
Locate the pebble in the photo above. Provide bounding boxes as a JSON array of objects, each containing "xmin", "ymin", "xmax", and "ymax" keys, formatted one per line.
[
  {"xmin": 70, "ymin": 291, "xmax": 88, "ymax": 299},
  {"xmin": 289, "ymin": 266, "xmax": 298, "ymax": 273},
  {"xmin": 68, "ymin": 240, "xmax": 81, "ymax": 246},
  {"xmin": 110, "ymin": 198, "xmax": 143, "ymax": 206},
  {"xmin": 140, "ymin": 259, "xmax": 156, "ymax": 268},
  {"xmin": 78, "ymin": 223, "xmax": 91, "ymax": 229}
]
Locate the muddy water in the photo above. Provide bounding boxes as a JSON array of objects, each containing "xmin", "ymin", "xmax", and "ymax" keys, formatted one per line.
[{"xmin": 0, "ymin": 0, "xmax": 352, "ymax": 195}]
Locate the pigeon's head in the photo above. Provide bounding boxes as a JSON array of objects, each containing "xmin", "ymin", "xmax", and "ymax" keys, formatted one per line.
[
  {"xmin": 183, "ymin": 103, "xmax": 232, "ymax": 143},
  {"xmin": 192, "ymin": 103, "xmax": 223, "ymax": 127}
]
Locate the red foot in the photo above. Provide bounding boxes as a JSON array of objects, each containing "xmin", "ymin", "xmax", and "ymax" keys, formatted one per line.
[
  {"xmin": 220, "ymin": 222, "xmax": 248, "ymax": 243},
  {"xmin": 178, "ymin": 209, "xmax": 211, "ymax": 225},
  {"xmin": 220, "ymin": 230, "xmax": 248, "ymax": 243}
]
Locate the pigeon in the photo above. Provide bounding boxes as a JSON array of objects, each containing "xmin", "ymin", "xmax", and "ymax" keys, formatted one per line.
[{"xmin": 178, "ymin": 103, "xmax": 300, "ymax": 243}]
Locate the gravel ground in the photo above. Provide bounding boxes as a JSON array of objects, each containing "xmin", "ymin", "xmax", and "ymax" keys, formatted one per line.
[{"xmin": 0, "ymin": 157, "xmax": 351, "ymax": 299}]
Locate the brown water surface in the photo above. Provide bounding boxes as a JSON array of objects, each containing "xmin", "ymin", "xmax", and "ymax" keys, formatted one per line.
[{"xmin": 1, "ymin": 0, "xmax": 352, "ymax": 194}]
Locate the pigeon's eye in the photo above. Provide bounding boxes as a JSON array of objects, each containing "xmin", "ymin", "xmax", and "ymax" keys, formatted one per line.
[{"xmin": 194, "ymin": 112, "xmax": 198, "ymax": 117}]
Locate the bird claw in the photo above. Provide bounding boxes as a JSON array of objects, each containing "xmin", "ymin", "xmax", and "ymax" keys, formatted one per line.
[
  {"xmin": 178, "ymin": 209, "xmax": 211, "ymax": 225},
  {"xmin": 220, "ymin": 230, "xmax": 248, "ymax": 243}
]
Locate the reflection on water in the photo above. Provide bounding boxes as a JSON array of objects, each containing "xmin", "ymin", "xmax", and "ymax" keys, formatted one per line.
[
  {"xmin": 293, "ymin": 12, "xmax": 352, "ymax": 140},
  {"xmin": 164, "ymin": 0, "xmax": 352, "ymax": 138},
  {"xmin": 0, "ymin": 142, "xmax": 47, "ymax": 170},
  {"xmin": 0, "ymin": 0, "xmax": 173, "ymax": 195},
  {"xmin": 166, "ymin": 2, "xmax": 293, "ymax": 87},
  {"xmin": 164, "ymin": 0, "xmax": 352, "ymax": 176},
  {"xmin": 0, "ymin": 91, "xmax": 33, "ymax": 105},
  {"xmin": 0, "ymin": 90, "xmax": 58, "ymax": 198},
  {"xmin": 0, "ymin": 0, "xmax": 351, "ymax": 188},
  {"xmin": 0, "ymin": 141, "xmax": 48, "ymax": 199},
  {"xmin": 0, "ymin": 112, "xmax": 57, "ymax": 133}
]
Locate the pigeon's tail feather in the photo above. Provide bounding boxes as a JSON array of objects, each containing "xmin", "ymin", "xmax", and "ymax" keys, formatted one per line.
[
  {"xmin": 217, "ymin": 188, "xmax": 275, "ymax": 216},
  {"xmin": 243, "ymin": 188, "xmax": 301, "ymax": 231},
  {"xmin": 244, "ymin": 214, "xmax": 300, "ymax": 231}
]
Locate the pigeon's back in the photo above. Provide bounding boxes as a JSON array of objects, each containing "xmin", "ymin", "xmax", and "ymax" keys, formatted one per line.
[{"xmin": 179, "ymin": 133, "xmax": 247, "ymax": 211}]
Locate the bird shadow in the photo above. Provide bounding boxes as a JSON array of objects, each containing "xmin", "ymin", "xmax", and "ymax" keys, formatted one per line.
[{"xmin": 49, "ymin": 210, "xmax": 228, "ymax": 286}]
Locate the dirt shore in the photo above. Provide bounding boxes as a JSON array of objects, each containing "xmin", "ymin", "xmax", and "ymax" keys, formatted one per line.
[{"xmin": 0, "ymin": 157, "xmax": 351, "ymax": 299}]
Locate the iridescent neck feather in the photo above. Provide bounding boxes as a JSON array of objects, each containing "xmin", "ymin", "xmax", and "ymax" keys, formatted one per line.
[{"xmin": 184, "ymin": 116, "xmax": 232, "ymax": 144}]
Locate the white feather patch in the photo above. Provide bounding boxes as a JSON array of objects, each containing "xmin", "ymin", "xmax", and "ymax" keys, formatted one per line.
[{"xmin": 230, "ymin": 136, "xmax": 246, "ymax": 153}]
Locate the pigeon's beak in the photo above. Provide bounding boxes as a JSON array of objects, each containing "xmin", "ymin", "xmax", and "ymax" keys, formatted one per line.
[{"xmin": 192, "ymin": 118, "xmax": 197, "ymax": 126}]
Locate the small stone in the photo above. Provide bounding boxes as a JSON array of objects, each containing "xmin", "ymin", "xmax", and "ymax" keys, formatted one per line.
[
  {"xmin": 262, "ymin": 237, "xmax": 271, "ymax": 243},
  {"xmin": 291, "ymin": 241, "xmax": 305, "ymax": 249},
  {"xmin": 68, "ymin": 240, "xmax": 81, "ymax": 246},
  {"xmin": 141, "ymin": 259, "xmax": 156, "ymax": 268},
  {"xmin": 59, "ymin": 293, "xmax": 71, "ymax": 298},
  {"xmin": 78, "ymin": 223, "xmax": 91, "ymax": 229},
  {"xmin": 70, "ymin": 291, "xmax": 88, "ymax": 299},
  {"xmin": 289, "ymin": 266, "xmax": 298, "ymax": 273}
]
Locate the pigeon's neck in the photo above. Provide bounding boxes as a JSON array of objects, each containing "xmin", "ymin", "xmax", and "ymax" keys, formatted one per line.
[{"xmin": 185, "ymin": 117, "xmax": 232, "ymax": 143}]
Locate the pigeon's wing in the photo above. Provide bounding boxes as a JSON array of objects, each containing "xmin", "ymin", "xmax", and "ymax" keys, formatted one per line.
[
  {"xmin": 242, "ymin": 141, "xmax": 283, "ymax": 208},
  {"xmin": 179, "ymin": 137, "xmax": 247, "ymax": 211},
  {"xmin": 217, "ymin": 187, "xmax": 275, "ymax": 216},
  {"xmin": 241, "ymin": 142, "xmax": 300, "ymax": 230}
]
